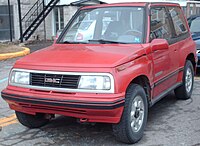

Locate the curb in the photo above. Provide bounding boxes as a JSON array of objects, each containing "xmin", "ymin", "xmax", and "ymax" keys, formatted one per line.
[
  {"xmin": 0, "ymin": 47, "xmax": 30, "ymax": 61},
  {"xmin": 195, "ymin": 76, "xmax": 200, "ymax": 80}
]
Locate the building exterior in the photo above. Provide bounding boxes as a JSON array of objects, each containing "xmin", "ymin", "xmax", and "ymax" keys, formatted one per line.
[
  {"xmin": 0, "ymin": 0, "xmax": 35, "ymax": 40},
  {"xmin": 0, "ymin": 0, "xmax": 200, "ymax": 41},
  {"xmin": 0, "ymin": 0, "xmax": 103, "ymax": 41}
]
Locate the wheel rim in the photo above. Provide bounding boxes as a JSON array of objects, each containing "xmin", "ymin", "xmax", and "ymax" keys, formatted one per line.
[
  {"xmin": 130, "ymin": 95, "xmax": 144, "ymax": 133},
  {"xmin": 185, "ymin": 67, "xmax": 193, "ymax": 93}
]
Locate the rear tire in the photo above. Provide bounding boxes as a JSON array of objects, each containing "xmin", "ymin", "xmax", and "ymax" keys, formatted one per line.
[
  {"xmin": 15, "ymin": 111, "xmax": 49, "ymax": 128},
  {"xmin": 112, "ymin": 84, "xmax": 148, "ymax": 144},
  {"xmin": 175, "ymin": 60, "xmax": 194, "ymax": 100}
]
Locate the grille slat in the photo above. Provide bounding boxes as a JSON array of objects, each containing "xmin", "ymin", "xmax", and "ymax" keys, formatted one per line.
[
  {"xmin": 61, "ymin": 81, "xmax": 79, "ymax": 84},
  {"xmin": 31, "ymin": 79, "xmax": 45, "ymax": 81},
  {"xmin": 31, "ymin": 81, "xmax": 44, "ymax": 84},
  {"xmin": 30, "ymin": 73, "xmax": 80, "ymax": 89}
]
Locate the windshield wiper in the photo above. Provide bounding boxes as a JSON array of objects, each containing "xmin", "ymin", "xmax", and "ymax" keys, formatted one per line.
[
  {"xmin": 60, "ymin": 39, "xmax": 128, "ymax": 44},
  {"xmin": 88, "ymin": 39, "xmax": 127, "ymax": 44},
  {"xmin": 61, "ymin": 41, "xmax": 88, "ymax": 44}
]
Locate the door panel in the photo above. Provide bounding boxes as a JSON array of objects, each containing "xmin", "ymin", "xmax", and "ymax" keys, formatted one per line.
[
  {"xmin": 152, "ymin": 50, "xmax": 170, "ymax": 97},
  {"xmin": 150, "ymin": 7, "xmax": 177, "ymax": 98}
]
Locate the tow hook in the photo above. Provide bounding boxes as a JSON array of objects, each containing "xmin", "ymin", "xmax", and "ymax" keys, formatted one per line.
[
  {"xmin": 77, "ymin": 118, "xmax": 96, "ymax": 126},
  {"xmin": 79, "ymin": 118, "xmax": 88, "ymax": 123}
]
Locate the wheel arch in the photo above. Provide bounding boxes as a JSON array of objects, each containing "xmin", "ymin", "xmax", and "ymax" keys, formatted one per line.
[
  {"xmin": 127, "ymin": 75, "xmax": 151, "ymax": 107},
  {"xmin": 186, "ymin": 53, "xmax": 196, "ymax": 71}
]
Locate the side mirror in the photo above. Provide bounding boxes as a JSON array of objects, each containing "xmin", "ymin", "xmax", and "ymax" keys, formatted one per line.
[{"xmin": 151, "ymin": 39, "xmax": 169, "ymax": 51}]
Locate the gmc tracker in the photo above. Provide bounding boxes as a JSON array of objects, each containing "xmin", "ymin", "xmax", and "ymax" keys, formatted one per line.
[{"xmin": 1, "ymin": 2, "xmax": 197, "ymax": 144}]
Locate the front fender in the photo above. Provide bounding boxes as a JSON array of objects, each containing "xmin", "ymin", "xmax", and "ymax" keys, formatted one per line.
[{"xmin": 114, "ymin": 55, "xmax": 153, "ymax": 94}]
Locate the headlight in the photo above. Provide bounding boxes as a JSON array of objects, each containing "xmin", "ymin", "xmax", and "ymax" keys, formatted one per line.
[
  {"xmin": 10, "ymin": 70, "xmax": 30, "ymax": 85},
  {"xmin": 78, "ymin": 75, "xmax": 111, "ymax": 90}
]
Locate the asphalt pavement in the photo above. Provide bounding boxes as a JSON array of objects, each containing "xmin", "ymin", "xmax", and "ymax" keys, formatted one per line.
[{"xmin": 0, "ymin": 43, "xmax": 200, "ymax": 146}]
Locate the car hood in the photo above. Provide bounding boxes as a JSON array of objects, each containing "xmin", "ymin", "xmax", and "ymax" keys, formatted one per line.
[{"xmin": 15, "ymin": 44, "xmax": 145, "ymax": 68}]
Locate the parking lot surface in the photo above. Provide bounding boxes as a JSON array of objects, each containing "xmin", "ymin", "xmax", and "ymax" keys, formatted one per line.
[{"xmin": 0, "ymin": 44, "xmax": 200, "ymax": 146}]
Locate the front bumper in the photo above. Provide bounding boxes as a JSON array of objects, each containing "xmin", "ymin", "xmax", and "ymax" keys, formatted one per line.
[{"xmin": 1, "ymin": 88, "xmax": 125, "ymax": 123}]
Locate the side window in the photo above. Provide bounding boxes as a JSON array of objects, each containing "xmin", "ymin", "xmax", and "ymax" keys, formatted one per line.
[
  {"xmin": 150, "ymin": 7, "xmax": 172, "ymax": 42},
  {"xmin": 168, "ymin": 7, "xmax": 188, "ymax": 36}
]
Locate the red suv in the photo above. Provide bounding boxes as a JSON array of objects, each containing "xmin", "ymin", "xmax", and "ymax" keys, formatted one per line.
[{"xmin": 1, "ymin": 2, "xmax": 197, "ymax": 144}]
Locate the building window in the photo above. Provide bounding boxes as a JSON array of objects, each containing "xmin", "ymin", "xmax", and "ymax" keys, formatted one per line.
[
  {"xmin": 0, "ymin": 5, "xmax": 14, "ymax": 40},
  {"xmin": 54, "ymin": 7, "xmax": 64, "ymax": 33}
]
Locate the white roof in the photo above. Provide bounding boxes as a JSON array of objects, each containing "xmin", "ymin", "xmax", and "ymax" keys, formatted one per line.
[
  {"xmin": 100, "ymin": 0, "xmax": 200, "ymax": 6},
  {"xmin": 46, "ymin": 0, "xmax": 200, "ymax": 6}
]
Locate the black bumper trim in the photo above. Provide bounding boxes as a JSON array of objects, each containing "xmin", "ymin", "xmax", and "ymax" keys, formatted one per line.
[{"xmin": 1, "ymin": 92, "xmax": 125, "ymax": 110}]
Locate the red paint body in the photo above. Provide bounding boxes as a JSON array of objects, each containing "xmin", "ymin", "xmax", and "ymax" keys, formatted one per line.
[{"xmin": 1, "ymin": 2, "xmax": 197, "ymax": 123}]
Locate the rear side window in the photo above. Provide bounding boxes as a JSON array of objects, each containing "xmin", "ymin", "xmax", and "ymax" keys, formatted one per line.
[
  {"xmin": 168, "ymin": 7, "xmax": 188, "ymax": 36},
  {"xmin": 150, "ymin": 7, "xmax": 172, "ymax": 42}
]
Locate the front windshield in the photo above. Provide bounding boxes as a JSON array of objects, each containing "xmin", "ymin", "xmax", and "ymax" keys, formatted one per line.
[{"xmin": 59, "ymin": 7, "xmax": 144, "ymax": 44}]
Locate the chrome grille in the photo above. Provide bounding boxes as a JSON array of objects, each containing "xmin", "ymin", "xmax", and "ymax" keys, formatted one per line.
[{"xmin": 30, "ymin": 73, "xmax": 80, "ymax": 89}]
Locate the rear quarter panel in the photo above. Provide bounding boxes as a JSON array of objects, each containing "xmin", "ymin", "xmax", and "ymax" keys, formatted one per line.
[{"xmin": 177, "ymin": 37, "xmax": 196, "ymax": 82}]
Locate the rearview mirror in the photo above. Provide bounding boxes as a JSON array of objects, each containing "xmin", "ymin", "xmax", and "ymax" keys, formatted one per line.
[{"xmin": 151, "ymin": 39, "xmax": 169, "ymax": 51}]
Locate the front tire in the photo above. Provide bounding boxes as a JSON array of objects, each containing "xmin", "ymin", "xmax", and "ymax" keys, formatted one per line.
[
  {"xmin": 175, "ymin": 60, "xmax": 194, "ymax": 100},
  {"xmin": 112, "ymin": 84, "xmax": 148, "ymax": 144},
  {"xmin": 15, "ymin": 111, "xmax": 49, "ymax": 128}
]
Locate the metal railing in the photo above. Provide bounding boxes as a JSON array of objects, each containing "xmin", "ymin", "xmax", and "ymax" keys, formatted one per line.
[
  {"xmin": 20, "ymin": 0, "xmax": 60, "ymax": 40},
  {"xmin": 22, "ymin": 0, "xmax": 44, "ymax": 30}
]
